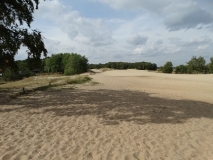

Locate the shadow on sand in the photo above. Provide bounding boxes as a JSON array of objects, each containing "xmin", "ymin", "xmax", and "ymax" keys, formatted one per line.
[{"xmin": 1, "ymin": 89, "xmax": 213, "ymax": 125}]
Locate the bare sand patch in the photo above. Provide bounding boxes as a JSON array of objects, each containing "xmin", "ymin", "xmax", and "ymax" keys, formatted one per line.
[
  {"xmin": 1, "ymin": 70, "xmax": 213, "ymax": 160},
  {"xmin": 87, "ymin": 70, "xmax": 213, "ymax": 103}
]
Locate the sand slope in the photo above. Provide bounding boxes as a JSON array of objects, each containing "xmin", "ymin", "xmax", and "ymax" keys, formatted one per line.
[{"xmin": 1, "ymin": 70, "xmax": 213, "ymax": 160}]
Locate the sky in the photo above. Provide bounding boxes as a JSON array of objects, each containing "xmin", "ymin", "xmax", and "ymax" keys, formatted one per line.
[{"xmin": 16, "ymin": 0, "xmax": 213, "ymax": 66}]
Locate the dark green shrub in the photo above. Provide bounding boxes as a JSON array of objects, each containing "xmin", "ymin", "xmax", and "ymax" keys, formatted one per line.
[
  {"xmin": 175, "ymin": 65, "xmax": 187, "ymax": 74},
  {"xmin": 187, "ymin": 56, "xmax": 206, "ymax": 74},
  {"xmin": 66, "ymin": 76, "xmax": 92, "ymax": 84},
  {"xmin": 64, "ymin": 68, "xmax": 74, "ymax": 75},
  {"xmin": 162, "ymin": 61, "xmax": 173, "ymax": 73},
  {"xmin": 64, "ymin": 53, "xmax": 88, "ymax": 75},
  {"xmin": 208, "ymin": 57, "xmax": 213, "ymax": 73},
  {"xmin": 2, "ymin": 68, "xmax": 20, "ymax": 81}
]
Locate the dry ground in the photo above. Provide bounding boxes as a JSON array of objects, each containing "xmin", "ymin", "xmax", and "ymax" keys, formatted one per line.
[{"xmin": 0, "ymin": 70, "xmax": 213, "ymax": 160}]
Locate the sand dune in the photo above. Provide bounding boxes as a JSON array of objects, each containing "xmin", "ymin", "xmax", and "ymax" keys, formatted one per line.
[{"xmin": 1, "ymin": 70, "xmax": 213, "ymax": 160}]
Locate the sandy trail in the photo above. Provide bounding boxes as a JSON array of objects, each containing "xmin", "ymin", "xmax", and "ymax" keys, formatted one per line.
[{"xmin": 1, "ymin": 70, "xmax": 213, "ymax": 160}]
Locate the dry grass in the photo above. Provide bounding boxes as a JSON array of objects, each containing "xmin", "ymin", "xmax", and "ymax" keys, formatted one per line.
[
  {"xmin": 90, "ymin": 81, "xmax": 100, "ymax": 85},
  {"xmin": 0, "ymin": 75, "xmax": 95, "ymax": 100},
  {"xmin": 0, "ymin": 75, "xmax": 93, "ymax": 89},
  {"xmin": 99, "ymin": 68, "xmax": 114, "ymax": 72},
  {"xmin": 66, "ymin": 76, "xmax": 92, "ymax": 84}
]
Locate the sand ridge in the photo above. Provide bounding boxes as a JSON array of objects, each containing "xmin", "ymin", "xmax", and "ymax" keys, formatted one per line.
[{"xmin": 1, "ymin": 70, "xmax": 213, "ymax": 160}]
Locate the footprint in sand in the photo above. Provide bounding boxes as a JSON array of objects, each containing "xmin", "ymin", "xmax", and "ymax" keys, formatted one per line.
[
  {"xmin": 72, "ymin": 146, "xmax": 84, "ymax": 155},
  {"xmin": 101, "ymin": 139, "xmax": 112, "ymax": 150},
  {"xmin": 2, "ymin": 152, "xmax": 16, "ymax": 160},
  {"xmin": 95, "ymin": 129, "xmax": 102, "ymax": 138}
]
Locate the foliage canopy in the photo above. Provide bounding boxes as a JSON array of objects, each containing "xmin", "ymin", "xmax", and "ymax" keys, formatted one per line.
[
  {"xmin": 209, "ymin": 57, "xmax": 213, "ymax": 73},
  {"xmin": 43, "ymin": 53, "xmax": 88, "ymax": 75},
  {"xmin": 187, "ymin": 56, "xmax": 206, "ymax": 74},
  {"xmin": 0, "ymin": 0, "xmax": 47, "ymax": 70},
  {"xmin": 162, "ymin": 61, "xmax": 173, "ymax": 73}
]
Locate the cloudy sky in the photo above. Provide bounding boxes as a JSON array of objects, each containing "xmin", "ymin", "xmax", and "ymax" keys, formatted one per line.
[{"xmin": 16, "ymin": 0, "xmax": 213, "ymax": 66}]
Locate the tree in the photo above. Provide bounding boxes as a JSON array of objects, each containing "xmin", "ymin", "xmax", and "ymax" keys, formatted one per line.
[
  {"xmin": 0, "ymin": 0, "xmax": 47, "ymax": 71},
  {"xmin": 187, "ymin": 56, "xmax": 206, "ymax": 74},
  {"xmin": 62, "ymin": 53, "xmax": 72, "ymax": 69},
  {"xmin": 209, "ymin": 57, "xmax": 213, "ymax": 73},
  {"xmin": 0, "ymin": 53, "xmax": 16, "ymax": 71},
  {"xmin": 48, "ymin": 54, "xmax": 63, "ymax": 73},
  {"xmin": 88, "ymin": 62, "xmax": 157, "ymax": 70},
  {"xmin": 2, "ymin": 68, "xmax": 20, "ymax": 81},
  {"xmin": 162, "ymin": 61, "xmax": 173, "ymax": 73},
  {"xmin": 175, "ymin": 65, "xmax": 187, "ymax": 74},
  {"xmin": 64, "ymin": 53, "xmax": 88, "ymax": 75},
  {"xmin": 44, "ymin": 57, "xmax": 51, "ymax": 73}
]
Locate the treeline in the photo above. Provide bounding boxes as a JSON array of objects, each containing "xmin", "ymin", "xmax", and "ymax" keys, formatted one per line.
[
  {"xmin": 161, "ymin": 56, "xmax": 213, "ymax": 74},
  {"xmin": 2, "ymin": 53, "xmax": 88, "ymax": 81},
  {"xmin": 1, "ymin": 53, "xmax": 213, "ymax": 81},
  {"xmin": 43, "ymin": 53, "xmax": 88, "ymax": 75},
  {"xmin": 89, "ymin": 62, "xmax": 157, "ymax": 70}
]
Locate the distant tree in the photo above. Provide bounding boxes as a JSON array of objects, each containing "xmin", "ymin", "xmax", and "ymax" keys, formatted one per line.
[
  {"xmin": 90, "ymin": 63, "xmax": 104, "ymax": 69},
  {"xmin": 27, "ymin": 57, "xmax": 42, "ymax": 71},
  {"xmin": 62, "ymin": 53, "xmax": 72, "ymax": 69},
  {"xmin": 16, "ymin": 60, "xmax": 28, "ymax": 71},
  {"xmin": 162, "ymin": 61, "xmax": 173, "ymax": 73},
  {"xmin": 116, "ymin": 62, "xmax": 129, "ymax": 69},
  {"xmin": 208, "ymin": 57, "xmax": 213, "ymax": 73},
  {"xmin": 43, "ymin": 53, "xmax": 88, "ymax": 75},
  {"xmin": 49, "ymin": 54, "xmax": 63, "ymax": 73},
  {"xmin": 89, "ymin": 62, "xmax": 157, "ymax": 71},
  {"xmin": 0, "ymin": 0, "xmax": 47, "ymax": 71},
  {"xmin": 43, "ymin": 54, "xmax": 64, "ymax": 73},
  {"xmin": 152, "ymin": 63, "xmax": 157, "ymax": 70},
  {"xmin": 2, "ymin": 68, "xmax": 20, "ymax": 81},
  {"xmin": 187, "ymin": 56, "xmax": 206, "ymax": 74},
  {"xmin": 64, "ymin": 53, "xmax": 88, "ymax": 75},
  {"xmin": 16, "ymin": 60, "xmax": 31, "ymax": 77},
  {"xmin": 40, "ymin": 59, "xmax": 46, "ymax": 72},
  {"xmin": 175, "ymin": 65, "xmax": 187, "ymax": 74},
  {"xmin": 0, "ymin": 53, "xmax": 16, "ymax": 71},
  {"xmin": 44, "ymin": 58, "xmax": 51, "ymax": 73}
]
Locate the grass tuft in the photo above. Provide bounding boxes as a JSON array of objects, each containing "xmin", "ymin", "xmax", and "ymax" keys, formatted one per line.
[
  {"xmin": 66, "ymin": 76, "xmax": 92, "ymax": 84},
  {"xmin": 0, "ymin": 74, "xmax": 94, "ymax": 100},
  {"xmin": 90, "ymin": 81, "xmax": 100, "ymax": 86}
]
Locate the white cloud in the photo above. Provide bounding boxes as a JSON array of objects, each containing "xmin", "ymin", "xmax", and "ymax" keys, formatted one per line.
[
  {"xmin": 127, "ymin": 34, "xmax": 148, "ymax": 45},
  {"xmin": 15, "ymin": 0, "xmax": 213, "ymax": 66},
  {"xmin": 35, "ymin": 0, "xmax": 114, "ymax": 47},
  {"xmin": 195, "ymin": 45, "xmax": 209, "ymax": 51},
  {"xmin": 94, "ymin": 0, "xmax": 213, "ymax": 31},
  {"xmin": 92, "ymin": 0, "xmax": 171, "ymax": 12},
  {"xmin": 133, "ymin": 44, "xmax": 166, "ymax": 55},
  {"xmin": 155, "ymin": 40, "xmax": 164, "ymax": 45},
  {"xmin": 167, "ymin": 36, "xmax": 213, "ymax": 51},
  {"xmin": 134, "ymin": 46, "xmax": 179, "ymax": 56},
  {"xmin": 164, "ymin": 2, "xmax": 213, "ymax": 31},
  {"xmin": 188, "ymin": 36, "xmax": 212, "ymax": 46}
]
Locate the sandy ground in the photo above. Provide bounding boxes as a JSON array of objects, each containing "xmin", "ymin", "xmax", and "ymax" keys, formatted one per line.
[{"xmin": 1, "ymin": 70, "xmax": 213, "ymax": 160}]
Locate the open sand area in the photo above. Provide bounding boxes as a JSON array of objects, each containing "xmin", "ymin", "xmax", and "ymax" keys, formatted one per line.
[{"xmin": 1, "ymin": 70, "xmax": 213, "ymax": 160}]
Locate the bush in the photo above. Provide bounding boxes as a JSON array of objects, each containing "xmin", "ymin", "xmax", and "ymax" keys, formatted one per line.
[
  {"xmin": 19, "ymin": 68, "xmax": 33, "ymax": 78},
  {"xmin": 208, "ymin": 57, "xmax": 213, "ymax": 73},
  {"xmin": 2, "ymin": 68, "xmax": 20, "ymax": 81},
  {"xmin": 175, "ymin": 65, "xmax": 187, "ymax": 74},
  {"xmin": 66, "ymin": 76, "xmax": 92, "ymax": 84},
  {"xmin": 162, "ymin": 61, "xmax": 173, "ymax": 73},
  {"xmin": 64, "ymin": 53, "xmax": 88, "ymax": 75},
  {"xmin": 187, "ymin": 56, "xmax": 206, "ymax": 74},
  {"xmin": 64, "ymin": 68, "xmax": 73, "ymax": 75}
]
